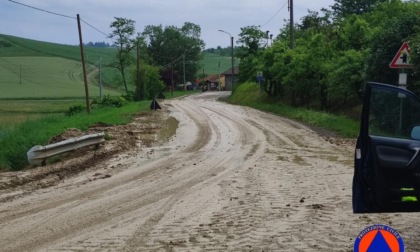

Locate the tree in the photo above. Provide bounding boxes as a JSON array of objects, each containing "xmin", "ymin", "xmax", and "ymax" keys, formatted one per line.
[
  {"xmin": 366, "ymin": 10, "xmax": 420, "ymax": 85},
  {"xmin": 326, "ymin": 49, "xmax": 367, "ymax": 106},
  {"xmin": 331, "ymin": 0, "xmax": 388, "ymax": 18},
  {"xmin": 337, "ymin": 15, "xmax": 370, "ymax": 51},
  {"xmin": 236, "ymin": 26, "xmax": 268, "ymax": 82},
  {"xmin": 132, "ymin": 63, "xmax": 165, "ymax": 100},
  {"xmin": 236, "ymin": 26, "xmax": 268, "ymax": 57},
  {"xmin": 142, "ymin": 22, "xmax": 205, "ymax": 85},
  {"xmin": 109, "ymin": 17, "xmax": 136, "ymax": 93}
]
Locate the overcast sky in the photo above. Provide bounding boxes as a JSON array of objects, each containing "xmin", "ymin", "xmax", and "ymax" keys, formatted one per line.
[{"xmin": 2, "ymin": 0, "xmax": 336, "ymax": 49}]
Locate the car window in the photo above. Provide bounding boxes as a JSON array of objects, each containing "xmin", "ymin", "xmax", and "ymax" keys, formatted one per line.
[{"xmin": 369, "ymin": 87, "xmax": 420, "ymax": 139}]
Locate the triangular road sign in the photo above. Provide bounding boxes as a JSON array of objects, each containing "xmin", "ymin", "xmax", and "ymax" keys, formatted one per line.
[{"xmin": 390, "ymin": 42, "xmax": 413, "ymax": 69}]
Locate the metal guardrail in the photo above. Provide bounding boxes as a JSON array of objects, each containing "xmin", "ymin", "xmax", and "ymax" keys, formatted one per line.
[{"xmin": 27, "ymin": 132, "xmax": 105, "ymax": 166}]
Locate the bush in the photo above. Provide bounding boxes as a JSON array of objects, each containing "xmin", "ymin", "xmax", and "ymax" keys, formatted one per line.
[
  {"xmin": 121, "ymin": 91, "xmax": 135, "ymax": 102},
  {"xmin": 65, "ymin": 105, "xmax": 85, "ymax": 116},
  {"xmin": 91, "ymin": 95, "xmax": 129, "ymax": 108}
]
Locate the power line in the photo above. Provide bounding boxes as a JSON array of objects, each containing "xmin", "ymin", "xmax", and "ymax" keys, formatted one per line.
[
  {"xmin": 261, "ymin": 0, "xmax": 288, "ymax": 28},
  {"xmin": 8, "ymin": 0, "xmax": 76, "ymax": 19},
  {"xmin": 9, "ymin": 0, "xmax": 114, "ymax": 44},
  {"xmin": 81, "ymin": 19, "xmax": 109, "ymax": 38}
]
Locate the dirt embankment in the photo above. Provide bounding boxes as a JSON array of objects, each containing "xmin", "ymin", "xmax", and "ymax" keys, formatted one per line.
[{"xmin": 0, "ymin": 109, "xmax": 174, "ymax": 203}]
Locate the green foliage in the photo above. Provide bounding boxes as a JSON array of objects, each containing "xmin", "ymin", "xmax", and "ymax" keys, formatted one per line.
[
  {"xmin": 228, "ymin": 82, "xmax": 359, "ymax": 138},
  {"xmin": 121, "ymin": 91, "xmax": 135, "ymax": 102},
  {"xmin": 366, "ymin": 8, "xmax": 420, "ymax": 84},
  {"xmin": 237, "ymin": 0, "xmax": 420, "ymax": 113},
  {"xmin": 236, "ymin": 26, "xmax": 270, "ymax": 83},
  {"xmin": 91, "ymin": 94, "xmax": 129, "ymax": 108},
  {"xmin": 338, "ymin": 15, "xmax": 371, "ymax": 50},
  {"xmin": 411, "ymin": 33, "xmax": 420, "ymax": 90},
  {"xmin": 142, "ymin": 22, "xmax": 205, "ymax": 84},
  {"xmin": 331, "ymin": 0, "xmax": 388, "ymax": 18},
  {"xmin": 65, "ymin": 105, "xmax": 85, "ymax": 116},
  {"xmin": 133, "ymin": 64, "xmax": 165, "ymax": 100},
  {"xmin": 109, "ymin": 17, "xmax": 137, "ymax": 93},
  {"xmin": 0, "ymin": 102, "xmax": 150, "ymax": 171},
  {"xmin": 326, "ymin": 49, "xmax": 367, "ymax": 105}
]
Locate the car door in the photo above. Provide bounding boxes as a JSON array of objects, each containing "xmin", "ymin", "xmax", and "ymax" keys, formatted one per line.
[{"xmin": 353, "ymin": 82, "xmax": 420, "ymax": 213}]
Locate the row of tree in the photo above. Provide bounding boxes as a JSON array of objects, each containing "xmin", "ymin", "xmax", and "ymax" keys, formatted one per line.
[
  {"xmin": 85, "ymin": 41, "xmax": 111, "ymax": 48},
  {"xmin": 204, "ymin": 46, "xmax": 238, "ymax": 57},
  {"xmin": 108, "ymin": 18, "xmax": 205, "ymax": 100},
  {"xmin": 235, "ymin": 0, "xmax": 420, "ymax": 112}
]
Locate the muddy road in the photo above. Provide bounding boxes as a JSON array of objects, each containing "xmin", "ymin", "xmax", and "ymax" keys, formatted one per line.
[{"xmin": 1, "ymin": 92, "xmax": 420, "ymax": 251}]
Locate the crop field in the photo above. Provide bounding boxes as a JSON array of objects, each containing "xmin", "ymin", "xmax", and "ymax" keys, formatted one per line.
[
  {"xmin": 0, "ymin": 56, "xmax": 118, "ymax": 98},
  {"xmin": 0, "ymin": 99, "xmax": 85, "ymax": 128},
  {"xmin": 0, "ymin": 56, "xmax": 120, "ymax": 98},
  {"xmin": 0, "ymin": 34, "xmax": 226, "ymax": 130},
  {"xmin": 199, "ymin": 52, "xmax": 236, "ymax": 74},
  {"xmin": 0, "ymin": 34, "xmax": 124, "ymax": 128}
]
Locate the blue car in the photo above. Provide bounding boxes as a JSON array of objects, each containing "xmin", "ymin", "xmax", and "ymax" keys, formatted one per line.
[{"xmin": 353, "ymin": 82, "xmax": 420, "ymax": 213}]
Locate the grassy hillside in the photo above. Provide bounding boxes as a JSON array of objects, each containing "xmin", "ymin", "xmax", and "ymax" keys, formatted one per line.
[
  {"xmin": 0, "ymin": 34, "xmax": 121, "ymax": 99},
  {"xmin": 199, "ymin": 52, "xmax": 238, "ymax": 74},
  {"xmin": 0, "ymin": 34, "xmax": 245, "ymax": 98},
  {"xmin": 0, "ymin": 56, "xmax": 121, "ymax": 98},
  {"xmin": 0, "ymin": 34, "xmax": 116, "ymax": 65}
]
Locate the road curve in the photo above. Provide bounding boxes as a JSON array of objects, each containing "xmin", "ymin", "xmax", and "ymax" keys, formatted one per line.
[{"xmin": 1, "ymin": 92, "xmax": 420, "ymax": 251}]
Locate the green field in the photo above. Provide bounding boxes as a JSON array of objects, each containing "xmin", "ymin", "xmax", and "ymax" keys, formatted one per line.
[
  {"xmin": 199, "ymin": 52, "xmax": 237, "ymax": 74},
  {"xmin": 0, "ymin": 56, "xmax": 121, "ymax": 98},
  {"xmin": 0, "ymin": 34, "xmax": 121, "ymax": 99},
  {"xmin": 0, "ymin": 100, "xmax": 85, "ymax": 128}
]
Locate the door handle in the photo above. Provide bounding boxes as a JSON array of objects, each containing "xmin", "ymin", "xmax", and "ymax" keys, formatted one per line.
[{"xmin": 406, "ymin": 147, "xmax": 420, "ymax": 168}]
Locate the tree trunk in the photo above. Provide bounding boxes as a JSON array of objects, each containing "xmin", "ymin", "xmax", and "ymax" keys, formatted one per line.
[{"xmin": 119, "ymin": 59, "xmax": 128, "ymax": 93}]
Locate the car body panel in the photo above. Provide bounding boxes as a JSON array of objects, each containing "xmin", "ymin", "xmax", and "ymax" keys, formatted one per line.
[{"xmin": 353, "ymin": 82, "xmax": 420, "ymax": 213}]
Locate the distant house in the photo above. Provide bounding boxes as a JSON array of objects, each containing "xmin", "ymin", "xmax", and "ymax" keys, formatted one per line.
[
  {"xmin": 221, "ymin": 66, "xmax": 239, "ymax": 91},
  {"xmin": 205, "ymin": 74, "xmax": 220, "ymax": 91}
]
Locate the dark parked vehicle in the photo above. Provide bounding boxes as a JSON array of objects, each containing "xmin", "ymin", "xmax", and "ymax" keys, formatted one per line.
[{"xmin": 353, "ymin": 82, "xmax": 420, "ymax": 213}]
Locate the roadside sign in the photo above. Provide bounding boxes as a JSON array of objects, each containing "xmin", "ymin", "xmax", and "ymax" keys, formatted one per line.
[
  {"xmin": 390, "ymin": 42, "xmax": 413, "ymax": 69},
  {"xmin": 256, "ymin": 71, "xmax": 263, "ymax": 82}
]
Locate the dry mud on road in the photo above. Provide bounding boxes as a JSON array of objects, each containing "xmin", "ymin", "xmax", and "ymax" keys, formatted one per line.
[{"xmin": 1, "ymin": 92, "xmax": 420, "ymax": 252}]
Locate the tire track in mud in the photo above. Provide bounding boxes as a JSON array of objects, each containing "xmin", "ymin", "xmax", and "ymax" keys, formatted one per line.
[
  {"xmin": 241, "ymin": 111, "xmax": 355, "ymax": 251},
  {"xmin": 130, "ymin": 96, "xmax": 270, "ymax": 251},
  {"xmin": 0, "ymin": 97, "xmax": 220, "ymax": 251},
  {"xmin": 161, "ymin": 104, "xmax": 354, "ymax": 251},
  {"xmin": 0, "ymin": 94, "xmax": 263, "ymax": 252},
  {"xmin": 3, "ymin": 92, "xmax": 420, "ymax": 251}
]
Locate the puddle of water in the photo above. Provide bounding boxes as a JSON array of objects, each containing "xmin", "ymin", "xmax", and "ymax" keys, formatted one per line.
[{"xmin": 156, "ymin": 116, "xmax": 179, "ymax": 141}]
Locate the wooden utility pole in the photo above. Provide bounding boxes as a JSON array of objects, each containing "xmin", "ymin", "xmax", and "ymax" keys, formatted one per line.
[
  {"xmin": 77, "ymin": 14, "xmax": 90, "ymax": 113},
  {"xmin": 136, "ymin": 39, "xmax": 142, "ymax": 100},
  {"xmin": 289, "ymin": 0, "xmax": 294, "ymax": 49},
  {"xmin": 230, "ymin": 36, "xmax": 234, "ymax": 89},
  {"xmin": 183, "ymin": 54, "xmax": 186, "ymax": 91},
  {"xmin": 99, "ymin": 58, "xmax": 102, "ymax": 98},
  {"xmin": 171, "ymin": 58, "xmax": 174, "ymax": 96},
  {"xmin": 289, "ymin": 0, "xmax": 296, "ymax": 106}
]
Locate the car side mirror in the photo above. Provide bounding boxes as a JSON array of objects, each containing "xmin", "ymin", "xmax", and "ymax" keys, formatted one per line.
[{"xmin": 411, "ymin": 126, "xmax": 420, "ymax": 140}]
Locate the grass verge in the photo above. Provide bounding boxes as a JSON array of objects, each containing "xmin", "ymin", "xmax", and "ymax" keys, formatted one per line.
[
  {"xmin": 228, "ymin": 82, "xmax": 359, "ymax": 138},
  {"xmin": 0, "ymin": 102, "xmax": 150, "ymax": 171}
]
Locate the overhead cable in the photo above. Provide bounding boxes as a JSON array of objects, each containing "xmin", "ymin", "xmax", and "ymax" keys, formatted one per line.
[
  {"xmin": 81, "ymin": 19, "xmax": 109, "ymax": 38},
  {"xmin": 261, "ymin": 0, "xmax": 288, "ymax": 28},
  {"xmin": 8, "ymin": 0, "xmax": 76, "ymax": 19}
]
